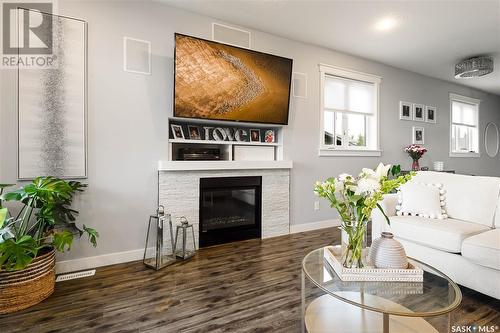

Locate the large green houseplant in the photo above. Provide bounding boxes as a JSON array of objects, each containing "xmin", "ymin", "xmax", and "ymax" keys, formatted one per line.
[{"xmin": 0, "ymin": 177, "xmax": 98, "ymax": 271}]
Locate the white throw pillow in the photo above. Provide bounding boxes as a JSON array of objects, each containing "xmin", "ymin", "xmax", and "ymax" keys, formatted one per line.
[{"xmin": 396, "ymin": 182, "xmax": 447, "ymax": 219}]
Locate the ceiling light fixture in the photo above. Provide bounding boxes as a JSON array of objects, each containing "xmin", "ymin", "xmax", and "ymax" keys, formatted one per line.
[
  {"xmin": 374, "ymin": 16, "xmax": 398, "ymax": 31},
  {"xmin": 455, "ymin": 56, "xmax": 494, "ymax": 79}
]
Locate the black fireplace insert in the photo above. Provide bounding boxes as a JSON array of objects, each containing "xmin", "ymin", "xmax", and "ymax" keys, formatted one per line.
[{"xmin": 199, "ymin": 176, "xmax": 262, "ymax": 247}]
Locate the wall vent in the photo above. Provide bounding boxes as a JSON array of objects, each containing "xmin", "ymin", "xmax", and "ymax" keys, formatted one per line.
[
  {"xmin": 212, "ymin": 22, "xmax": 251, "ymax": 49},
  {"xmin": 56, "ymin": 269, "xmax": 96, "ymax": 282},
  {"xmin": 292, "ymin": 72, "xmax": 308, "ymax": 99}
]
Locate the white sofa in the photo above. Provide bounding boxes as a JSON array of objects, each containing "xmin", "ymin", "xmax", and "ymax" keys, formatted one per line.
[{"xmin": 371, "ymin": 171, "xmax": 500, "ymax": 299}]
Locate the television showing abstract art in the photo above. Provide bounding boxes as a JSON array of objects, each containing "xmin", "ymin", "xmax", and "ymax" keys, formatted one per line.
[
  {"xmin": 174, "ymin": 34, "xmax": 293, "ymax": 125},
  {"xmin": 17, "ymin": 9, "xmax": 87, "ymax": 179}
]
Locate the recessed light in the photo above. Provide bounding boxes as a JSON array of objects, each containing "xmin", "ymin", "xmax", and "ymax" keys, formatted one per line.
[{"xmin": 374, "ymin": 16, "xmax": 399, "ymax": 31}]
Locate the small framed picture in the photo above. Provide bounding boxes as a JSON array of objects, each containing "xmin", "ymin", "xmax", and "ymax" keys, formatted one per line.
[
  {"xmin": 425, "ymin": 106, "xmax": 437, "ymax": 123},
  {"xmin": 399, "ymin": 101, "xmax": 413, "ymax": 120},
  {"xmin": 413, "ymin": 104, "xmax": 425, "ymax": 122},
  {"xmin": 171, "ymin": 124, "xmax": 185, "ymax": 139},
  {"xmin": 250, "ymin": 129, "xmax": 261, "ymax": 142},
  {"xmin": 188, "ymin": 125, "xmax": 201, "ymax": 140},
  {"xmin": 264, "ymin": 130, "xmax": 275, "ymax": 143},
  {"xmin": 412, "ymin": 126, "xmax": 425, "ymax": 144}
]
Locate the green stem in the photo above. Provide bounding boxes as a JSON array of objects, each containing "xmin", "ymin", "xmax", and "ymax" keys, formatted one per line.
[{"xmin": 15, "ymin": 205, "xmax": 26, "ymax": 221}]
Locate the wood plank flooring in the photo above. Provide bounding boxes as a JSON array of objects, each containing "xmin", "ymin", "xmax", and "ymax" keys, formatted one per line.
[{"xmin": 0, "ymin": 228, "xmax": 499, "ymax": 332}]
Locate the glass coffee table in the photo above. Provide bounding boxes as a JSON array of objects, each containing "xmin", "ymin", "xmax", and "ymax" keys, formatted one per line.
[{"xmin": 301, "ymin": 247, "xmax": 462, "ymax": 333}]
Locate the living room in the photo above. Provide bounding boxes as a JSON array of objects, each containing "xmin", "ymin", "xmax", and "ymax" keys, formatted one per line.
[{"xmin": 0, "ymin": 0, "xmax": 499, "ymax": 332}]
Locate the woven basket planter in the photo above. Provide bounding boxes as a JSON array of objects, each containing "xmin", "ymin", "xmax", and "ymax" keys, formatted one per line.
[{"xmin": 0, "ymin": 248, "xmax": 55, "ymax": 314}]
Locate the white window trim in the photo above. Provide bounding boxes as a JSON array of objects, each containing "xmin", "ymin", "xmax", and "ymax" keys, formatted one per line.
[
  {"xmin": 318, "ymin": 64, "xmax": 382, "ymax": 157},
  {"xmin": 449, "ymin": 93, "xmax": 481, "ymax": 158}
]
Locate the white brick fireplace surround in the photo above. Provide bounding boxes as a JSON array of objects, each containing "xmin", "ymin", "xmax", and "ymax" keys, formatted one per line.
[{"xmin": 158, "ymin": 162, "xmax": 292, "ymax": 249}]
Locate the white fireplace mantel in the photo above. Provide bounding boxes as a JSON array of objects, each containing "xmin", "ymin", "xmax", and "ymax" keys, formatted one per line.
[{"xmin": 158, "ymin": 160, "xmax": 293, "ymax": 171}]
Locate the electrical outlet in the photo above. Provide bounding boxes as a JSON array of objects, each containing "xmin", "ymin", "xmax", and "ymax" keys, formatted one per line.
[{"xmin": 314, "ymin": 201, "xmax": 320, "ymax": 211}]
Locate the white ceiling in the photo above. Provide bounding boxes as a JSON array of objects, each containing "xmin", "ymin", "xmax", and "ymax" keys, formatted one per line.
[{"xmin": 161, "ymin": 0, "xmax": 500, "ymax": 96}]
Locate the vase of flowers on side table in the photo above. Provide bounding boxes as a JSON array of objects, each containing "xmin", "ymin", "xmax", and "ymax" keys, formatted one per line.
[
  {"xmin": 314, "ymin": 163, "xmax": 414, "ymax": 269},
  {"xmin": 405, "ymin": 144, "xmax": 427, "ymax": 171}
]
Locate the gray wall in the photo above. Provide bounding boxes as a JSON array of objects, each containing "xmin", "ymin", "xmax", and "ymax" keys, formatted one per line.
[{"xmin": 1, "ymin": 1, "xmax": 499, "ymax": 264}]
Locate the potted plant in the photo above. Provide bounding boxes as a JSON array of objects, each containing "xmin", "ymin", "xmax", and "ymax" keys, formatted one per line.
[
  {"xmin": 0, "ymin": 177, "xmax": 98, "ymax": 314},
  {"xmin": 314, "ymin": 163, "xmax": 413, "ymax": 268}
]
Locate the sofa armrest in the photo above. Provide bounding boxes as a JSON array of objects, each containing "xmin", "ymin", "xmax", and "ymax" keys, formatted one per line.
[{"xmin": 371, "ymin": 193, "xmax": 398, "ymax": 241}]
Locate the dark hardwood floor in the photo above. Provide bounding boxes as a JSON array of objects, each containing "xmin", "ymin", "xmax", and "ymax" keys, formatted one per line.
[{"xmin": 0, "ymin": 228, "xmax": 499, "ymax": 332}]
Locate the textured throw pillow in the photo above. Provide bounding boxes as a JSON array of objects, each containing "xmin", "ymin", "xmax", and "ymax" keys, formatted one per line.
[{"xmin": 396, "ymin": 182, "xmax": 447, "ymax": 219}]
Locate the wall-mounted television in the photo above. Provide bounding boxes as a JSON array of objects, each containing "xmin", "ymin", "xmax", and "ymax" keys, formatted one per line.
[{"xmin": 174, "ymin": 33, "xmax": 293, "ymax": 125}]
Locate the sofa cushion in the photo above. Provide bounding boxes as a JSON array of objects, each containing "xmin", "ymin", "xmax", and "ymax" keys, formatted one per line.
[
  {"xmin": 396, "ymin": 182, "xmax": 446, "ymax": 219},
  {"xmin": 387, "ymin": 216, "xmax": 490, "ymax": 253},
  {"xmin": 411, "ymin": 171, "xmax": 500, "ymax": 228},
  {"xmin": 462, "ymin": 229, "xmax": 500, "ymax": 270}
]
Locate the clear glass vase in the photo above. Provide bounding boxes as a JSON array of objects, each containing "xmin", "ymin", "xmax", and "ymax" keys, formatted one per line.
[
  {"xmin": 412, "ymin": 158, "xmax": 420, "ymax": 171},
  {"xmin": 341, "ymin": 223, "xmax": 368, "ymax": 269}
]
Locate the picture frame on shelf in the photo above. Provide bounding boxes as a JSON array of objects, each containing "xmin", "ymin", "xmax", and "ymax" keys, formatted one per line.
[
  {"xmin": 250, "ymin": 129, "xmax": 261, "ymax": 142},
  {"xmin": 264, "ymin": 130, "xmax": 275, "ymax": 143},
  {"xmin": 413, "ymin": 104, "xmax": 425, "ymax": 122},
  {"xmin": 399, "ymin": 101, "xmax": 413, "ymax": 121},
  {"xmin": 188, "ymin": 125, "xmax": 201, "ymax": 140},
  {"xmin": 425, "ymin": 106, "xmax": 437, "ymax": 123},
  {"xmin": 171, "ymin": 124, "xmax": 185, "ymax": 139},
  {"xmin": 412, "ymin": 126, "xmax": 425, "ymax": 144}
]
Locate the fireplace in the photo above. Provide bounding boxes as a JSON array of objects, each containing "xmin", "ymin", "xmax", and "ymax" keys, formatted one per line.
[{"xmin": 199, "ymin": 176, "xmax": 262, "ymax": 247}]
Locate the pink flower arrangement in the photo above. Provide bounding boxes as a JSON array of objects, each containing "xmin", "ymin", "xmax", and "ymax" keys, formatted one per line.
[{"xmin": 405, "ymin": 144, "xmax": 427, "ymax": 160}]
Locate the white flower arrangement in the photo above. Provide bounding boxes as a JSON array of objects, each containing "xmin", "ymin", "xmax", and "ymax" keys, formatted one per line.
[{"xmin": 314, "ymin": 163, "xmax": 414, "ymax": 268}]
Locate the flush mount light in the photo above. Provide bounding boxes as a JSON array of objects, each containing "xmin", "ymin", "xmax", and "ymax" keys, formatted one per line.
[
  {"xmin": 374, "ymin": 16, "xmax": 399, "ymax": 31},
  {"xmin": 455, "ymin": 56, "xmax": 494, "ymax": 79}
]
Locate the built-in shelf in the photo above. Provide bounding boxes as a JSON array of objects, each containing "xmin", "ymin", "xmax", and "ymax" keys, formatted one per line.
[
  {"xmin": 168, "ymin": 139, "xmax": 282, "ymax": 147},
  {"xmin": 158, "ymin": 160, "xmax": 293, "ymax": 171},
  {"xmin": 168, "ymin": 118, "xmax": 285, "ymax": 162}
]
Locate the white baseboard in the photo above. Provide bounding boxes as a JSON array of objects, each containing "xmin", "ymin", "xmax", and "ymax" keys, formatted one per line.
[
  {"xmin": 290, "ymin": 219, "xmax": 340, "ymax": 234},
  {"xmin": 55, "ymin": 248, "xmax": 145, "ymax": 274}
]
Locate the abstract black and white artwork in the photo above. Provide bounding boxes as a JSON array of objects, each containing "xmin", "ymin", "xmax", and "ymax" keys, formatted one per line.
[{"xmin": 18, "ymin": 10, "xmax": 87, "ymax": 179}]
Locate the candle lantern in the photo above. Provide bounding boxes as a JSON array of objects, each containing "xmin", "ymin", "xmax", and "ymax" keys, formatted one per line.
[
  {"xmin": 173, "ymin": 216, "xmax": 196, "ymax": 260},
  {"xmin": 143, "ymin": 205, "xmax": 177, "ymax": 270}
]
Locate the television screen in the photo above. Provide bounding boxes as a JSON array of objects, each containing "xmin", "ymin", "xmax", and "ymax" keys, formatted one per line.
[{"xmin": 174, "ymin": 34, "xmax": 293, "ymax": 125}]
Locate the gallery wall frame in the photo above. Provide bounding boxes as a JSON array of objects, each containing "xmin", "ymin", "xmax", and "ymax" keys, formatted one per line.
[
  {"xmin": 412, "ymin": 126, "xmax": 425, "ymax": 145},
  {"xmin": 17, "ymin": 9, "xmax": 88, "ymax": 180},
  {"xmin": 399, "ymin": 101, "xmax": 413, "ymax": 120},
  {"xmin": 425, "ymin": 106, "xmax": 437, "ymax": 123},
  {"xmin": 413, "ymin": 103, "xmax": 425, "ymax": 122}
]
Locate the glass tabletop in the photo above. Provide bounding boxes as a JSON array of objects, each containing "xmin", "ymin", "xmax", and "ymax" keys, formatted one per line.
[{"xmin": 302, "ymin": 247, "xmax": 462, "ymax": 317}]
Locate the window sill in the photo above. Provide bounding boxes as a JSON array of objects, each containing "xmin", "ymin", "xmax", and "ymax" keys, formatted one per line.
[
  {"xmin": 449, "ymin": 152, "xmax": 480, "ymax": 158},
  {"xmin": 319, "ymin": 148, "xmax": 382, "ymax": 157}
]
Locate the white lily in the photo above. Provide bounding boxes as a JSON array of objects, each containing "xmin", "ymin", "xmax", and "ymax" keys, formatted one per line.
[
  {"xmin": 361, "ymin": 163, "xmax": 391, "ymax": 181},
  {"xmin": 355, "ymin": 177, "xmax": 381, "ymax": 195}
]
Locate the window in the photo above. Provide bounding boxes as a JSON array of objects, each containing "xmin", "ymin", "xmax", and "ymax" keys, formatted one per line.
[
  {"xmin": 319, "ymin": 64, "xmax": 381, "ymax": 156},
  {"xmin": 450, "ymin": 93, "xmax": 480, "ymax": 157}
]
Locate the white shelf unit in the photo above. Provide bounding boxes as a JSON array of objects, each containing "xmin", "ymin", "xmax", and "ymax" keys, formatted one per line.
[
  {"xmin": 158, "ymin": 160, "xmax": 293, "ymax": 171},
  {"xmin": 168, "ymin": 118, "xmax": 285, "ymax": 162}
]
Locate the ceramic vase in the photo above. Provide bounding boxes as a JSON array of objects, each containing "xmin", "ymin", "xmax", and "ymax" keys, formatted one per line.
[{"xmin": 369, "ymin": 232, "xmax": 408, "ymax": 269}]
